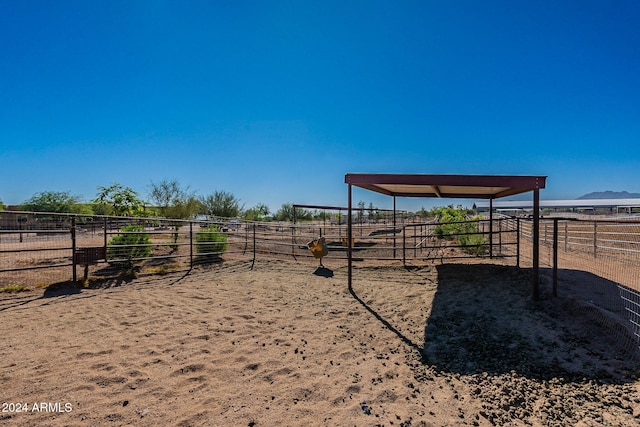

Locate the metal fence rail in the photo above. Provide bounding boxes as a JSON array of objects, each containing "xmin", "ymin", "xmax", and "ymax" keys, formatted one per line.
[
  {"xmin": 518, "ymin": 216, "xmax": 640, "ymax": 355},
  {"xmin": 521, "ymin": 218, "xmax": 640, "ymax": 262},
  {"xmin": 1, "ymin": 210, "xmax": 638, "ymax": 355},
  {"xmin": 0, "ymin": 212, "xmax": 520, "ymax": 286}
]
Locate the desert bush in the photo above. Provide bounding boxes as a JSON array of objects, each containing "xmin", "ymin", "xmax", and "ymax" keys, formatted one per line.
[
  {"xmin": 108, "ymin": 225, "xmax": 151, "ymax": 265},
  {"xmin": 432, "ymin": 206, "xmax": 488, "ymax": 255},
  {"xmin": 458, "ymin": 232, "xmax": 489, "ymax": 256},
  {"xmin": 195, "ymin": 225, "xmax": 228, "ymax": 258}
]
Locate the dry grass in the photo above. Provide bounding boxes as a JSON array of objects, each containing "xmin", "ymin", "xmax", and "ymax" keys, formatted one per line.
[{"xmin": 0, "ymin": 284, "xmax": 30, "ymax": 293}]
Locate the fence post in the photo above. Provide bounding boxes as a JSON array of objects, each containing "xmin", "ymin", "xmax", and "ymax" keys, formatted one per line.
[
  {"xmin": 593, "ymin": 221, "xmax": 597, "ymax": 258},
  {"xmin": 414, "ymin": 224, "xmax": 417, "ymax": 258},
  {"xmin": 18, "ymin": 217, "xmax": 25, "ymax": 243},
  {"xmin": 516, "ymin": 218, "xmax": 520, "ymax": 268},
  {"xmin": 402, "ymin": 225, "xmax": 406, "ymax": 265},
  {"xmin": 189, "ymin": 222, "xmax": 194, "ymax": 269},
  {"xmin": 252, "ymin": 223, "xmax": 256, "ymax": 267},
  {"xmin": 489, "ymin": 217, "xmax": 493, "ymax": 258},
  {"xmin": 393, "ymin": 196, "xmax": 397, "ymax": 259},
  {"xmin": 291, "ymin": 226, "xmax": 298, "ymax": 260},
  {"xmin": 564, "ymin": 221, "xmax": 568, "ymax": 252},
  {"xmin": 71, "ymin": 216, "xmax": 77, "ymax": 283},
  {"xmin": 103, "ymin": 217, "xmax": 108, "ymax": 261},
  {"xmin": 243, "ymin": 222, "xmax": 248, "ymax": 255},
  {"xmin": 553, "ymin": 218, "xmax": 558, "ymax": 297}
]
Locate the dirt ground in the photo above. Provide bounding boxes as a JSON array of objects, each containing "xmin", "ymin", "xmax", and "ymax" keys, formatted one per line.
[{"xmin": 0, "ymin": 257, "xmax": 639, "ymax": 426}]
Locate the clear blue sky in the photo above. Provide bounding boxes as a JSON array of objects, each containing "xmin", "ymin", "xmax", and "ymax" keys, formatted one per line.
[{"xmin": 2, "ymin": 0, "xmax": 639, "ymax": 213}]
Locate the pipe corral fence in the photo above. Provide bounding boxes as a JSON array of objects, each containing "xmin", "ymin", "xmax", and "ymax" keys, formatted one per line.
[{"xmin": 1, "ymin": 210, "xmax": 639, "ymax": 355}]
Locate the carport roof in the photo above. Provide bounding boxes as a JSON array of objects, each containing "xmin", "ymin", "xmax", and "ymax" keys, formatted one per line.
[{"xmin": 344, "ymin": 173, "xmax": 546, "ymax": 199}]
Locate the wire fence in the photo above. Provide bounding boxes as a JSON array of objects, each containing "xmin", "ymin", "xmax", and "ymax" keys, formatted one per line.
[
  {"xmin": 0, "ymin": 211, "xmax": 518, "ymax": 285},
  {"xmin": 517, "ymin": 216, "xmax": 640, "ymax": 355},
  {"xmin": 1, "ymin": 210, "xmax": 638, "ymax": 355}
]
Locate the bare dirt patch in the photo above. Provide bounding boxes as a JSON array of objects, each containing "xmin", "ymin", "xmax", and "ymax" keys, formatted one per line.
[{"xmin": 0, "ymin": 258, "xmax": 638, "ymax": 426}]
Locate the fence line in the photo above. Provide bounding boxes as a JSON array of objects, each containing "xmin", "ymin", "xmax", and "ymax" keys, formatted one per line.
[
  {"xmin": 2, "ymin": 210, "xmax": 639, "ymax": 355},
  {"xmin": 0, "ymin": 212, "xmax": 519, "ymax": 285},
  {"xmin": 518, "ymin": 216, "xmax": 640, "ymax": 355}
]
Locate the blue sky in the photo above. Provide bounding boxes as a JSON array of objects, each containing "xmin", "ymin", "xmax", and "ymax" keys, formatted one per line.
[{"xmin": 1, "ymin": 0, "xmax": 639, "ymax": 213}]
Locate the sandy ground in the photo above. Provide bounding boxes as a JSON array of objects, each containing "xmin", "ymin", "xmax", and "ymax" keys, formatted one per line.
[{"xmin": 1, "ymin": 258, "xmax": 639, "ymax": 426}]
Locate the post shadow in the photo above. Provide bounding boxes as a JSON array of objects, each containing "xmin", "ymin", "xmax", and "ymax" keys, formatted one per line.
[{"xmin": 348, "ymin": 270, "xmax": 425, "ymax": 355}]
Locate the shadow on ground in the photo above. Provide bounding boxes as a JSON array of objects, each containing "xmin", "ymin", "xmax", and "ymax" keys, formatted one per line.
[
  {"xmin": 313, "ymin": 266, "xmax": 334, "ymax": 278},
  {"xmin": 349, "ymin": 262, "xmax": 639, "ymax": 384},
  {"xmin": 43, "ymin": 281, "xmax": 83, "ymax": 297},
  {"xmin": 422, "ymin": 264, "xmax": 639, "ymax": 382}
]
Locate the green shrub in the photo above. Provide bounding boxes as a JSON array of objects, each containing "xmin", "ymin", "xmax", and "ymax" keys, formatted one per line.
[
  {"xmin": 433, "ymin": 206, "xmax": 468, "ymax": 239},
  {"xmin": 432, "ymin": 206, "xmax": 488, "ymax": 255},
  {"xmin": 458, "ymin": 232, "xmax": 488, "ymax": 256},
  {"xmin": 108, "ymin": 225, "xmax": 151, "ymax": 265},
  {"xmin": 196, "ymin": 225, "xmax": 228, "ymax": 257}
]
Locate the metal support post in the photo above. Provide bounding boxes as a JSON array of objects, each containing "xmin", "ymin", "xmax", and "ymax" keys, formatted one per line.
[
  {"xmin": 532, "ymin": 188, "xmax": 540, "ymax": 300},
  {"xmin": 347, "ymin": 184, "xmax": 353, "ymax": 291},
  {"xmin": 489, "ymin": 197, "xmax": 493, "ymax": 258},
  {"xmin": 553, "ymin": 219, "xmax": 558, "ymax": 297}
]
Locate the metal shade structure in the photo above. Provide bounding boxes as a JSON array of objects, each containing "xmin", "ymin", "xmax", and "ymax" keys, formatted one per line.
[{"xmin": 345, "ymin": 173, "xmax": 547, "ymax": 298}]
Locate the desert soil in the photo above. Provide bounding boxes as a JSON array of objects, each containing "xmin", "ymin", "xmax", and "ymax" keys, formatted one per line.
[{"xmin": 0, "ymin": 258, "xmax": 639, "ymax": 426}]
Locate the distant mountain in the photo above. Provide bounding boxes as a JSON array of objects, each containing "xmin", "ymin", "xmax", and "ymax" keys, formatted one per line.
[{"xmin": 578, "ymin": 191, "xmax": 640, "ymax": 200}]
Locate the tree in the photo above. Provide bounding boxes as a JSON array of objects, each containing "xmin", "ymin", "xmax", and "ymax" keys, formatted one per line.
[
  {"xmin": 314, "ymin": 210, "xmax": 331, "ymax": 221},
  {"xmin": 149, "ymin": 179, "xmax": 200, "ymax": 219},
  {"xmin": 367, "ymin": 202, "xmax": 376, "ymax": 222},
  {"xmin": 94, "ymin": 184, "xmax": 146, "ymax": 217},
  {"xmin": 256, "ymin": 203, "xmax": 270, "ymax": 217},
  {"xmin": 274, "ymin": 203, "xmax": 312, "ymax": 222},
  {"xmin": 199, "ymin": 191, "xmax": 243, "ymax": 218},
  {"xmin": 356, "ymin": 201, "xmax": 365, "ymax": 222},
  {"xmin": 20, "ymin": 191, "xmax": 88, "ymax": 213},
  {"xmin": 147, "ymin": 179, "xmax": 200, "ymax": 250},
  {"xmin": 243, "ymin": 203, "xmax": 270, "ymax": 221},
  {"xmin": 0, "ymin": 199, "xmax": 5, "ymax": 211}
]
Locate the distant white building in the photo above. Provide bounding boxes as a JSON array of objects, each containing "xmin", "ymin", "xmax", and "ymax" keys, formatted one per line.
[{"xmin": 473, "ymin": 199, "xmax": 640, "ymax": 215}]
